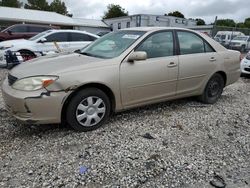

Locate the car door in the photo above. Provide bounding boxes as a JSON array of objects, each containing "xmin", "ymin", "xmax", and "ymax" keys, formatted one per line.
[
  {"xmin": 69, "ymin": 33, "xmax": 97, "ymax": 51},
  {"xmin": 120, "ymin": 31, "xmax": 178, "ymax": 107},
  {"xmin": 36, "ymin": 32, "xmax": 70, "ymax": 52},
  {"xmin": 176, "ymin": 31, "xmax": 219, "ymax": 96}
]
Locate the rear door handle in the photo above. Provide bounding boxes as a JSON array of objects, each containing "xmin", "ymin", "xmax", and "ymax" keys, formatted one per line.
[
  {"xmin": 167, "ymin": 62, "xmax": 177, "ymax": 68},
  {"xmin": 210, "ymin": 57, "xmax": 217, "ymax": 62}
]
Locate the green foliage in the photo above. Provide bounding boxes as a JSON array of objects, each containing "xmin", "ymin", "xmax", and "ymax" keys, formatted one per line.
[
  {"xmin": 24, "ymin": 0, "xmax": 50, "ymax": 11},
  {"xmin": 103, "ymin": 4, "xmax": 128, "ymax": 19},
  {"xmin": 24, "ymin": 0, "xmax": 71, "ymax": 16},
  {"xmin": 0, "ymin": 0, "xmax": 22, "ymax": 8},
  {"xmin": 244, "ymin": 18, "xmax": 250, "ymax": 28},
  {"xmin": 166, "ymin": 11, "xmax": 185, "ymax": 18},
  {"xmin": 216, "ymin": 19, "xmax": 236, "ymax": 27},
  {"xmin": 50, "ymin": 0, "xmax": 68, "ymax": 15},
  {"xmin": 196, "ymin": 18, "xmax": 206, "ymax": 25}
]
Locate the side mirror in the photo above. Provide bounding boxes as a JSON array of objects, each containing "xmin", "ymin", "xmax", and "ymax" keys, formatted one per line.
[
  {"xmin": 39, "ymin": 38, "xmax": 47, "ymax": 43},
  {"xmin": 128, "ymin": 51, "xmax": 147, "ymax": 62},
  {"xmin": 7, "ymin": 30, "xmax": 12, "ymax": 35}
]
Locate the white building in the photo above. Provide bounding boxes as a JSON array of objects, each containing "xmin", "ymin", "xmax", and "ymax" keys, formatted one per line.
[
  {"xmin": 0, "ymin": 6, "xmax": 110, "ymax": 34},
  {"xmin": 104, "ymin": 14, "xmax": 197, "ymax": 31}
]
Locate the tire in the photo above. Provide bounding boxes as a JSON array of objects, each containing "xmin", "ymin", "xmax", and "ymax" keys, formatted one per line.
[
  {"xmin": 66, "ymin": 88, "xmax": 111, "ymax": 132},
  {"xmin": 18, "ymin": 50, "xmax": 36, "ymax": 61},
  {"xmin": 199, "ymin": 73, "xmax": 225, "ymax": 104}
]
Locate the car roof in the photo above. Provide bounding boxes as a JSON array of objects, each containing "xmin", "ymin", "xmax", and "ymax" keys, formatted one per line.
[
  {"xmin": 46, "ymin": 29, "xmax": 99, "ymax": 37},
  {"xmin": 121, "ymin": 27, "xmax": 193, "ymax": 32}
]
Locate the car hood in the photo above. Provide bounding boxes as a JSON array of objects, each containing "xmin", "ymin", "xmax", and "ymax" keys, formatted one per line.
[
  {"xmin": 0, "ymin": 39, "xmax": 31, "ymax": 48},
  {"xmin": 10, "ymin": 52, "xmax": 108, "ymax": 78}
]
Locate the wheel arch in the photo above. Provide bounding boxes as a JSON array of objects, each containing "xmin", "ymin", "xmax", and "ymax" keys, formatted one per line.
[
  {"xmin": 215, "ymin": 71, "xmax": 227, "ymax": 86},
  {"xmin": 18, "ymin": 49, "xmax": 36, "ymax": 55},
  {"xmin": 61, "ymin": 82, "xmax": 116, "ymax": 123}
]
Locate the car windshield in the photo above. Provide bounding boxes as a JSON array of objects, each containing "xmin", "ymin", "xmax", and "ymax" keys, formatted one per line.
[
  {"xmin": 80, "ymin": 30, "xmax": 146, "ymax": 59},
  {"xmin": 29, "ymin": 30, "xmax": 52, "ymax": 41},
  {"xmin": 233, "ymin": 36, "xmax": 248, "ymax": 41}
]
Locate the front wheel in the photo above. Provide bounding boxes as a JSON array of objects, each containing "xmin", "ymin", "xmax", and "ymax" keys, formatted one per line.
[
  {"xmin": 66, "ymin": 88, "xmax": 111, "ymax": 132},
  {"xmin": 198, "ymin": 73, "xmax": 225, "ymax": 104}
]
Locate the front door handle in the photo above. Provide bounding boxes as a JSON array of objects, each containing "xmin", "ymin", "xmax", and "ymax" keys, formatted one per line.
[
  {"xmin": 167, "ymin": 62, "xmax": 177, "ymax": 68},
  {"xmin": 210, "ymin": 57, "xmax": 217, "ymax": 62}
]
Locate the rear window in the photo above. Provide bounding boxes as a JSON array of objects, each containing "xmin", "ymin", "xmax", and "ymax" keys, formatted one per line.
[
  {"xmin": 70, "ymin": 33, "xmax": 97, "ymax": 42},
  {"xmin": 9, "ymin": 25, "xmax": 28, "ymax": 33}
]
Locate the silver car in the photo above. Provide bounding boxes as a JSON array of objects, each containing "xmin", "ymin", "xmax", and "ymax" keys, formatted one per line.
[{"xmin": 2, "ymin": 27, "xmax": 241, "ymax": 131}]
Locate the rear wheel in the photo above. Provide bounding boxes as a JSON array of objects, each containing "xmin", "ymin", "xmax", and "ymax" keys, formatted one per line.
[
  {"xmin": 199, "ymin": 73, "xmax": 224, "ymax": 104},
  {"xmin": 18, "ymin": 50, "xmax": 36, "ymax": 61},
  {"xmin": 66, "ymin": 88, "xmax": 111, "ymax": 132}
]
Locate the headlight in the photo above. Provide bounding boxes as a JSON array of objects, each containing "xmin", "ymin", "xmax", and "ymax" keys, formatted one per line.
[
  {"xmin": 0, "ymin": 45, "xmax": 14, "ymax": 50},
  {"xmin": 12, "ymin": 76, "xmax": 58, "ymax": 91}
]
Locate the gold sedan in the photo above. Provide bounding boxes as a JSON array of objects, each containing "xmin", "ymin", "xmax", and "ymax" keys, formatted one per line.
[{"xmin": 2, "ymin": 27, "xmax": 241, "ymax": 131}]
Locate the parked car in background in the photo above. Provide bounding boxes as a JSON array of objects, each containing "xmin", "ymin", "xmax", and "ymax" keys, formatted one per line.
[
  {"xmin": 214, "ymin": 31, "xmax": 245, "ymax": 48},
  {"xmin": 0, "ymin": 29, "xmax": 99, "ymax": 65},
  {"xmin": 2, "ymin": 27, "xmax": 240, "ymax": 132},
  {"xmin": 0, "ymin": 24, "xmax": 56, "ymax": 42},
  {"xmin": 230, "ymin": 36, "xmax": 250, "ymax": 52},
  {"xmin": 241, "ymin": 51, "xmax": 250, "ymax": 76}
]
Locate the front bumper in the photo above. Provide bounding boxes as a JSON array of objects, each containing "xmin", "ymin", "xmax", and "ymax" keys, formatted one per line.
[
  {"xmin": 1, "ymin": 78, "xmax": 70, "ymax": 124},
  {"xmin": 241, "ymin": 59, "xmax": 250, "ymax": 75}
]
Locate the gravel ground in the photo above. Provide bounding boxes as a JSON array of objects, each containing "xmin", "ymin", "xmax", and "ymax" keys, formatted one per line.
[{"xmin": 0, "ymin": 68, "xmax": 249, "ymax": 188}]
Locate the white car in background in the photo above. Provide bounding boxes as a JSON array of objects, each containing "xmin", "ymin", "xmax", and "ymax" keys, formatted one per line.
[
  {"xmin": 0, "ymin": 29, "xmax": 99, "ymax": 65},
  {"xmin": 241, "ymin": 51, "xmax": 250, "ymax": 76},
  {"xmin": 230, "ymin": 36, "xmax": 250, "ymax": 52}
]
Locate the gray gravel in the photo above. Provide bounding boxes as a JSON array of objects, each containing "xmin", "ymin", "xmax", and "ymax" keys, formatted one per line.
[{"xmin": 0, "ymin": 68, "xmax": 250, "ymax": 188}]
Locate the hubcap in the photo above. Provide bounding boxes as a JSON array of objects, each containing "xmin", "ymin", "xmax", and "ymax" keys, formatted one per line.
[
  {"xmin": 76, "ymin": 96, "xmax": 106, "ymax": 127},
  {"xmin": 208, "ymin": 80, "xmax": 220, "ymax": 97}
]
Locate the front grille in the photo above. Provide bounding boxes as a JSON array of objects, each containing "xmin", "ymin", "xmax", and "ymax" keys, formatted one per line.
[{"xmin": 8, "ymin": 74, "xmax": 18, "ymax": 86}]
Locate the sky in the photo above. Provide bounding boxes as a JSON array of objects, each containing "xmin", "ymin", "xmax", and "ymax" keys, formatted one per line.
[{"xmin": 22, "ymin": 0, "xmax": 250, "ymax": 24}]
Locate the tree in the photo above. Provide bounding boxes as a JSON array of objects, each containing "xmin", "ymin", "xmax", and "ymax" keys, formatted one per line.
[
  {"xmin": 166, "ymin": 11, "xmax": 185, "ymax": 18},
  {"xmin": 24, "ymin": 0, "xmax": 50, "ymax": 11},
  {"xmin": 103, "ymin": 4, "xmax": 128, "ymax": 19},
  {"xmin": 244, "ymin": 18, "xmax": 250, "ymax": 28},
  {"xmin": 0, "ymin": 0, "xmax": 22, "ymax": 8},
  {"xmin": 50, "ymin": 0, "xmax": 68, "ymax": 15},
  {"xmin": 216, "ymin": 19, "xmax": 236, "ymax": 27},
  {"xmin": 195, "ymin": 18, "xmax": 205, "ymax": 25}
]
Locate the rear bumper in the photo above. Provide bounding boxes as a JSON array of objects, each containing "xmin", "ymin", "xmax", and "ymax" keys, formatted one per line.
[{"xmin": 2, "ymin": 78, "xmax": 70, "ymax": 124}]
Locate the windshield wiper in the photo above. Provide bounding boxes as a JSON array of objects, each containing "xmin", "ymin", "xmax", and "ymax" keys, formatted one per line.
[
  {"xmin": 80, "ymin": 52, "xmax": 94, "ymax": 57},
  {"xmin": 80, "ymin": 52, "xmax": 106, "ymax": 59}
]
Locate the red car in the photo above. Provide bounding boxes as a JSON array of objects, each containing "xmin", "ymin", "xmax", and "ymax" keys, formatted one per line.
[{"xmin": 0, "ymin": 24, "xmax": 57, "ymax": 42}]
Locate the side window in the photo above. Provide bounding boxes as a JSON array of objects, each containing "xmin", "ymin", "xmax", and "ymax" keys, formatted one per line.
[
  {"xmin": 118, "ymin": 23, "xmax": 121, "ymax": 29},
  {"xmin": 136, "ymin": 31, "xmax": 174, "ymax": 59},
  {"xmin": 70, "ymin": 33, "xmax": 96, "ymax": 42},
  {"xmin": 205, "ymin": 42, "xmax": 214, "ymax": 53},
  {"xmin": 45, "ymin": 32, "xmax": 68, "ymax": 42},
  {"xmin": 177, "ymin": 31, "xmax": 205, "ymax": 55},
  {"xmin": 9, "ymin": 25, "xmax": 28, "ymax": 33},
  {"xmin": 248, "ymin": 38, "xmax": 250, "ymax": 42},
  {"xmin": 29, "ymin": 26, "xmax": 49, "ymax": 32},
  {"xmin": 126, "ymin": 22, "xmax": 130, "ymax": 28}
]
